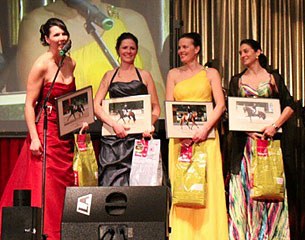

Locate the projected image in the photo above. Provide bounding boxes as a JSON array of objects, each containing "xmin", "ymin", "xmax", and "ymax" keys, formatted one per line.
[{"xmin": 0, "ymin": 0, "xmax": 169, "ymax": 122}]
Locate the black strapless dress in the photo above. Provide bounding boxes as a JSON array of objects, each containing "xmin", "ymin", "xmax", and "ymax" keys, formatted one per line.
[{"xmin": 98, "ymin": 68, "xmax": 148, "ymax": 186}]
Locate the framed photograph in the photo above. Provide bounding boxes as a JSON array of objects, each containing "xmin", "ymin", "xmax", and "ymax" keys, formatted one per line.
[
  {"xmin": 56, "ymin": 86, "xmax": 94, "ymax": 137},
  {"xmin": 228, "ymin": 97, "xmax": 282, "ymax": 132},
  {"xmin": 165, "ymin": 101, "xmax": 215, "ymax": 139},
  {"xmin": 102, "ymin": 95, "xmax": 152, "ymax": 136}
]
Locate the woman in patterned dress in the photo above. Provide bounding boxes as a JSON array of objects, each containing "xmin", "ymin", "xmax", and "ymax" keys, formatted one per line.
[{"xmin": 228, "ymin": 39, "xmax": 296, "ymax": 240}]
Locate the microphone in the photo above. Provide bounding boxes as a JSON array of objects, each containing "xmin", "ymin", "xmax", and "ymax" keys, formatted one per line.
[
  {"xmin": 65, "ymin": 0, "xmax": 114, "ymax": 30},
  {"xmin": 59, "ymin": 40, "xmax": 72, "ymax": 56}
]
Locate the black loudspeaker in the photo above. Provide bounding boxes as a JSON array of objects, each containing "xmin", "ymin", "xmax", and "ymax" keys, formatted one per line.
[
  {"xmin": 1, "ymin": 206, "xmax": 41, "ymax": 240},
  {"xmin": 61, "ymin": 186, "xmax": 169, "ymax": 240}
]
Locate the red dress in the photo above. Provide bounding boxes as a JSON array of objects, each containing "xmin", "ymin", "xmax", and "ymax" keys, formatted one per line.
[{"xmin": 0, "ymin": 81, "xmax": 76, "ymax": 240}]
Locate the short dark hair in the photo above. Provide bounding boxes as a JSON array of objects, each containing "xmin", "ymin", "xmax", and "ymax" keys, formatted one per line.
[
  {"xmin": 240, "ymin": 39, "xmax": 268, "ymax": 69},
  {"xmin": 115, "ymin": 32, "xmax": 138, "ymax": 55},
  {"xmin": 179, "ymin": 32, "xmax": 202, "ymax": 54},
  {"xmin": 39, "ymin": 18, "xmax": 70, "ymax": 46}
]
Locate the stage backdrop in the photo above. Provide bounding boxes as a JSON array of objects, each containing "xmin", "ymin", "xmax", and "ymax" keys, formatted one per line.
[{"xmin": 0, "ymin": 0, "xmax": 170, "ymax": 128}]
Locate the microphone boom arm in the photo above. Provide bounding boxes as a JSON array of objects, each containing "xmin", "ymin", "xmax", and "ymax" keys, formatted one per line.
[{"xmin": 85, "ymin": 20, "xmax": 119, "ymax": 68}]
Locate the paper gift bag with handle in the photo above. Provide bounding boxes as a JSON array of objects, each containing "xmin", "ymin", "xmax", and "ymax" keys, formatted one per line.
[
  {"xmin": 130, "ymin": 139, "xmax": 163, "ymax": 186},
  {"xmin": 73, "ymin": 133, "xmax": 98, "ymax": 186},
  {"xmin": 250, "ymin": 139, "xmax": 284, "ymax": 201}
]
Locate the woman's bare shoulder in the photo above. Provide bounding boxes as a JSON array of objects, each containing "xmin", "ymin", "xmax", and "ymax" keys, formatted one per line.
[
  {"xmin": 206, "ymin": 67, "xmax": 221, "ymax": 81},
  {"xmin": 206, "ymin": 67, "xmax": 219, "ymax": 75},
  {"xmin": 168, "ymin": 67, "xmax": 184, "ymax": 76},
  {"xmin": 31, "ymin": 52, "xmax": 52, "ymax": 71},
  {"xmin": 137, "ymin": 68, "xmax": 151, "ymax": 77},
  {"xmin": 100, "ymin": 68, "xmax": 118, "ymax": 85},
  {"xmin": 104, "ymin": 68, "xmax": 117, "ymax": 77}
]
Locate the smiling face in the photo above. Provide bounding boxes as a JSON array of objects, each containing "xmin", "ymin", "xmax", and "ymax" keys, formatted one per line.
[
  {"xmin": 45, "ymin": 26, "xmax": 69, "ymax": 53},
  {"xmin": 118, "ymin": 38, "xmax": 138, "ymax": 64},
  {"xmin": 178, "ymin": 37, "xmax": 200, "ymax": 64},
  {"xmin": 239, "ymin": 43, "xmax": 261, "ymax": 67}
]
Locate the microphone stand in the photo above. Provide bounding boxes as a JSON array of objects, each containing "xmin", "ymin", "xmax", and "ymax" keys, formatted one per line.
[
  {"xmin": 36, "ymin": 54, "xmax": 66, "ymax": 240},
  {"xmin": 84, "ymin": 20, "xmax": 119, "ymax": 68}
]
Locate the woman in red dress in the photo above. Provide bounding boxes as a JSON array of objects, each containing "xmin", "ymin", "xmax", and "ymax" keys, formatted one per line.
[{"xmin": 0, "ymin": 18, "xmax": 76, "ymax": 240}]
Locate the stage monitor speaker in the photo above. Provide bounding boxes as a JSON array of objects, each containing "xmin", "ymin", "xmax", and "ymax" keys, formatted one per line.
[
  {"xmin": 1, "ymin": 206, "xmax": 41, "ymax": 240},
  {"xmin": 61, "ymin": 186, "xmax": 169, "ymax": 240}
]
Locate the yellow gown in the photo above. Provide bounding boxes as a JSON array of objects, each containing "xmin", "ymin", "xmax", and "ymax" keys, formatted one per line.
[{"xmin": 169, "ymin": 70, "xmax": 228, "ymax": 240}]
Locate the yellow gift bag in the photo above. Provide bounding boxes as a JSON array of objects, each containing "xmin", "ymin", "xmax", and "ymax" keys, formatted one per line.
[
  {"xmin": 173, "ymin": 145, "xmax": 207, "ymax": 208},
  {"xmin": 73, "ymin": 133, "xmax": 98, "ymax": 186},
  {"xmin": 250, "ymin": 139, "xmax": 284, "ymax": 201}
]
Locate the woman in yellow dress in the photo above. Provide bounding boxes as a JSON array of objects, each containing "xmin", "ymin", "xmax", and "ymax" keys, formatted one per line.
[{"xmin": 166, "ymin": 32, "xmax": 228, "ymax": 240}]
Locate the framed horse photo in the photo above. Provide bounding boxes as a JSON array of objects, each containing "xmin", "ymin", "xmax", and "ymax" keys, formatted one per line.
[
  {"xmin": 164, "ymin": 101, "xmax": 215, "ymax": 139},
  {"xmin": 228, "ymin": 97, "xmax": 282, "ymax": 132},
  {"xmin": 101, "ymin": 94, "xmax": 152, "ymax": 136},
  {"xmin": 56, "ymin": 86, "xmax": 95, "ymax": 137}
]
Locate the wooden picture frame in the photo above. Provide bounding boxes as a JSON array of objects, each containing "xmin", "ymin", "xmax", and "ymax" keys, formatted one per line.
[
  {"xmin": 101, "ymin": 94, "xmax": 152, "ymax": 136},
  {"xmin": 165, "ymin": 101, "xmax": 215, "ymax": 138},
  {"xmin": 56, "ymin": 86, "xmax": 94, "ymax": 137},
  {"xmin": 228, "ymin": 96, "xmax": 282, "ymax": 132}
]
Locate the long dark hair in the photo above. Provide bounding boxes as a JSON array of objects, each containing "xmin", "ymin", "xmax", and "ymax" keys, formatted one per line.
[
  {"xmin": 115, "ymin": 32, "xmax": 138, "ymax": 56},
  {"xmin": 240, "ymin": 39, "xmax": 268, "ymax": 69},
  {"xmin": 39, "ymin": 18, "xmax": 70, "ymax": 46}
]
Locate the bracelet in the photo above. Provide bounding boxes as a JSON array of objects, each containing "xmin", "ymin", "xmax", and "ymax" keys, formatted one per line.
[{"xmin": 272, "ymin": 123, "xmax": 279, "ymax": 131}]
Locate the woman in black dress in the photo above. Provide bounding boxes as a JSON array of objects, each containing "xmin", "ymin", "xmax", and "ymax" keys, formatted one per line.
[{"xmin": 94, "ymin": 32, "xmax": 160, "ymax": 186}]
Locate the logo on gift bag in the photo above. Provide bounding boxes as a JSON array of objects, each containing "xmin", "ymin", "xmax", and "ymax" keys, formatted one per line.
[
  {"xmin": 178, "ymin": 145, "xmax": 193, "ymax": 162},
  {"xmin": 73, "ymin": 171, "xmax": 79, "ymax": 186},
  {"xmin": 256, "ymin": 139, "xmax": 269, "ymax": 157},
  {"xmin": 76, "ymin": 194, "xmax": 92, "ymax": 216},
  {"xmin": 134, "ymin": 140, "xmax": 148, "ymax": 157}
]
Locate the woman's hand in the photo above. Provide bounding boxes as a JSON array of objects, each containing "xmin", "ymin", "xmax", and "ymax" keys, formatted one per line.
[
  {"xmin": 246, "ymin": 132, "xmax": 263, "ymax": 140},
  {"xmin": 30, "ymin": 138, "xmax": 43, "ymax": 156},
  {"xmin": 261, "ymin": 125, "xmax": 278, "ymax": 140},
  {"xmin": 180, "ymin": 138, "xmax": 193, "ymax": 147},
  {"xmin": 192, "ymin": 126, "xmax": 209, "ymax": 143},
  {"xmin": 79, "ymin": 122, "xmax": 89, "ymax": 134},
  {"xmin": 142, "ymin": 125, "xmax": 155, "ymax": 140},
  {"xmin": 112, "ymin": 123, "xmax": 130, "ymax": 138}
]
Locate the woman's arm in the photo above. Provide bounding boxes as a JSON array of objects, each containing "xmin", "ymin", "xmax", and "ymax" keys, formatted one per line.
[
  {"xmin": 261, "ymin": 106, "xmax": 294, "ymax": 139},
  {"xmin": 93, "ymin": 70, "xmax": 130, "ymax": 138},
  {"xmin": 261, "ymin": 73, "xmax": 295, "ymax": 139},
  {"xmin": 24, "ymin": 58, "xmax": 46, "ymax": 155},
  {"xmin": 192, "ymin": 68, "xmax": 226, "ymax": 143}
]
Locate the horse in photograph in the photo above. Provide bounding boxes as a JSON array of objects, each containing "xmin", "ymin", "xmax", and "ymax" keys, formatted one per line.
[
  {"xmin": 243, "ymin": 105, "xmax": 266, "ymax": 122},
  {"xmin": 67, "ymin": 103, "xmax": 85, "ymax": 121},
  {"xmin": 180, "ymin": 111, "xmax": 198, "ymax": 129},
  {"xmin": 117, "ymin": 109, "xmax": 136, "ymax": 124}
]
